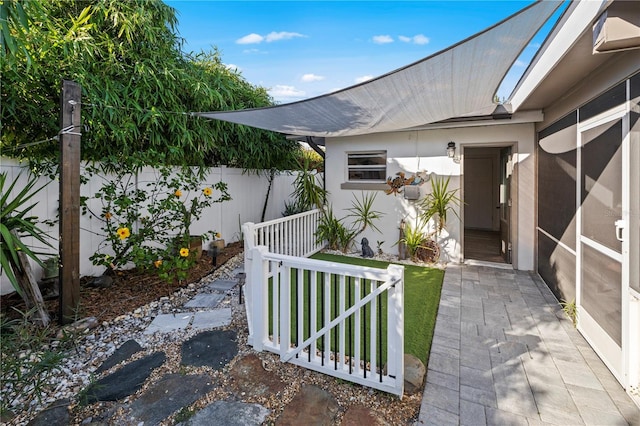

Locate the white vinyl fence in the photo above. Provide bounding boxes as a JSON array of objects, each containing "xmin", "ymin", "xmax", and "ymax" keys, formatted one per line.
[
  {"xmin": 0, "ymin": 157, "xmax": 298, "ymax": 294},
  {"xmin": 243, "ymin": 210, "xmax": 405, "ymax": 397}
]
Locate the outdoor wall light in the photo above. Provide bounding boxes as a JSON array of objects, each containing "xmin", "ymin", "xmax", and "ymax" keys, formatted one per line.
[{"xmin": 446, "ymin": 141, "xmax": 456, "ymax": 159}]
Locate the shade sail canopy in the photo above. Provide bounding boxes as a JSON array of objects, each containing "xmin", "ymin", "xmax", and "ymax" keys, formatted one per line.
[{"xmin": 196, "ymin": 1, "xmax": 561, "ymax": 137}]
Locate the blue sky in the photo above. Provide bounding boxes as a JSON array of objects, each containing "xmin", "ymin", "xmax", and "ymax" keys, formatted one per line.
[{"xmin": 165, "ymin": 1, "xmax": 564, "ymax": 104}]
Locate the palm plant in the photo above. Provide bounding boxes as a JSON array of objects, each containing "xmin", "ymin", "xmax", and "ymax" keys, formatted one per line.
[
  {"xmin": 315, "ymin": 206, "xmax": 347, "ymax": 251},
  {"xmin": 0, "ymin": 172, "xmax": 53, "ymax": 294},
  {"xmin": 1, "ymin": 172, "xmax": 53, "ymax": 325},
  {"xmin": 346, "ymin": 192, "xmax": 383, "ymax": 236},
  {"xmin": 419, "ymin": 175, "xmax": 461, "ymax": 238},
  {"xmin": 291, "ymin": 157, "xmax": 327, "ymax": 211}
]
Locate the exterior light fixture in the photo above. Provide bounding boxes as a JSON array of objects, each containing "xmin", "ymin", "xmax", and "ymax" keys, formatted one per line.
[{"xmin": 447, "ymin": 141, "xmax": 456, "ymax": 159}]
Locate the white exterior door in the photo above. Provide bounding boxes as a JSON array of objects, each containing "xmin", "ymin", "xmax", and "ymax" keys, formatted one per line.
[{"xmin": 577, "ymin": 105, "xmax": 630, "ymax": 385}]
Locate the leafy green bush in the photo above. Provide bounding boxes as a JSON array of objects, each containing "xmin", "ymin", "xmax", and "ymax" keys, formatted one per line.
[{"xmin": 83, "ymin": 155, "xmax": 231, "ymax": 281}]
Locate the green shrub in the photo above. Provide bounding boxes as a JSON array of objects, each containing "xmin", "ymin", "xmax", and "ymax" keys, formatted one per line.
[{"xmin": 83, "ymin": 153, "xmax": 231, "ymax": 281}]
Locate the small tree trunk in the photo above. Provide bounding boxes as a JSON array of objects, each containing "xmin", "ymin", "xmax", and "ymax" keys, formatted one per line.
[
  {"xmin": 261, "ymin": 169, "xmax": 275, "ymax": 222},
  {"xmin": 15, "ymin": 250, "xmax": 51, "ymax": 326}
]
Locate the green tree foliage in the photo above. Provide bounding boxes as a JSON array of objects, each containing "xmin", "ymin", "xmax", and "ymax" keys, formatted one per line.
[{"xmin": 1, "ymin": 0, "xmax": 299, "ymax": 169}]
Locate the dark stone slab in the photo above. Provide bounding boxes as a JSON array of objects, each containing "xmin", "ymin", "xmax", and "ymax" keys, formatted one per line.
[
  {"xmin": 127, "ymin": 374, "xmax": 215, "ymax": 425},
  {"xmin": 230, "ymin": 354, "xmax": 285, "ymax": 397},
  {"xmin": 81, "ymin": 352, "xmax": 166, "ymax": 404},
  {"xmin": 177, "ymin": 400, "xmax": 270, "ymax": 426},
  {"xmin": 276, "ymin": 385, "xmax": 339, "ymax": 425},
  {"xmin": 181, "ymin": 330, "xmax": 237, "ymax": 369},
  {"xmin": 27, "ymin": 399, "xmax": 70, "ymax": 426},
  {"xmin": 95, "ymin": 339, "xmax": 142, "ymax": 374}
]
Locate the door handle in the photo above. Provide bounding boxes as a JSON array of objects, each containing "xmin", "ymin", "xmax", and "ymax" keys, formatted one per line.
[{"xmin": 615, "ymin": 219, "xmax": 625, "ymax": 242}]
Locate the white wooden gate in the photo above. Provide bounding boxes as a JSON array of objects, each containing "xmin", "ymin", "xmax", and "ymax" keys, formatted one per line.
[{"xmin": 248, "ymin": 246, "xmax": 405, "ymax": 397}]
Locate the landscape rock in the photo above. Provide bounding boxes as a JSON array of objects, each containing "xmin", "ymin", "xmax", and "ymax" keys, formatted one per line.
[
  {"xmin": 404, "ymin": 354, "xmax": 426, "ymax": 395},
  {"xmin": 230, "ymin": 354, "xmax": 285, "ymax": 397},
  {"xmin": 176, "ymin": 400, "xmax": 270, "ymax": 426},
  {"xmin": 276, "ymin": 385, "xmax": 339, "ymax": 425},
  {"xmin": 341, "ymin": 404, "xmax": 389, "ymax": 426},
  {"xmin": 81, "ymin": 351, "xmax": 166, "ymax": 403},
  {"xmin": 85, "ymin": 276, "xmax": 114, "ymax": 288},
  {"xmin": 94, "ymin": 339, "xmax": 142, "ymax": 374},
  {"xmin": 181, "ymin": 329, "xmax": 237, "ymax": 369},
  {"xmin": 56, "ymin": 317, "xmax": 99, "ymax": 339},
  {"xmin": 26, "ymin": 399, "xmax": 70, "ymax": 426},
  {"xmin": 127, "ymin": 374, "xmax": 215, "ymax": 425}
]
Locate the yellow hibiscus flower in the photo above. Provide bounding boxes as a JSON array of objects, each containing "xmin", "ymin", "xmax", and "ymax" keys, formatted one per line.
[
  {"xmin": 179, "ymin": 248, "xmax": 189, "ymax": 257},
  {"xmin": 104, "ymin": 212, "xmax": 112, "ymax": 220},
  {"xmin": 154, "ymin": 259, "xmax": 163, "ymax": 268},
  {"xmin": 203, "ymin": 187, "xmax": 213, "ymax": 196},
  {"xmin": 174, "ymin": 189, "xmax": 182, "ymax": 197},
  {"xmin": 117, "ymin": 227, "xmax": 130, "ymax": 240}
]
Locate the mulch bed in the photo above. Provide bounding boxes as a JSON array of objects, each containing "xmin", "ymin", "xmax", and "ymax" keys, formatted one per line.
[{"xmin": 1, "ymin": 241, "xmax": 244, "ymax": 326}]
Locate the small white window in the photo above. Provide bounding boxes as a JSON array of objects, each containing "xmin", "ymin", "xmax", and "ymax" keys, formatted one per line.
[{"xmin": 347, "ymin": 151, "xmax": 387, "ymax": 182}]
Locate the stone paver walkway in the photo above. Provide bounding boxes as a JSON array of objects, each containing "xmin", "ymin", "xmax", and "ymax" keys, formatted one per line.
[{"xmin": 417, "ymin": 264, "xmax": 640, "ymax": 425}]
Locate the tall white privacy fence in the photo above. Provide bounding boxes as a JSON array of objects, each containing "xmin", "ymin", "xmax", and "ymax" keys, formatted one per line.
[
  {"xmin": 0, "ymin": 158, "xmax": 298, "ymax": 294},
  {"xmin": 243, "ymin": 210, "xmax": 405, "ymax": 397}
]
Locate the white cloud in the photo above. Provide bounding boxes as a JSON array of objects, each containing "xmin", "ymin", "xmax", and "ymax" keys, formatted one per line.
[
  {"xmin": 399, "ymin": 34, "xmax": 430, "ymax": 45},
  {"xmin": 301, "ymin": 73, "xmax": 325, "ymax": 82},
  {"xmin": 514, "ymin": 59, "xmax": 527, "ymax": 67},
  {"xmin": 412, "ymin": 34, "xmax": 430, "ymax": 45},
  {"xmin": 265, "ymin": 31, "xmax": 305, "ymax": 42},
  {"xmin": 269, "ymin": 85, "xmax": 305, "ymax": 98},
  {"xmin": 236, "ymin": 33, "xmax": 264, "ymax": 44},
  {"xmin": 372, "ymin": 35, "xmax": 393, "ymax": 44},
  {"xmin": 237, "ymin": 31, "xmax": 306, "ymax": 45},
  {"xmin": 242, "ymin": 48, "xmax": 262, "ymax": 54},
  {"xmin": 355, "ymin": 75, "xmax": 374, "ymax": 84},
  {"xmin": 225, "ymin": 63, "xmax": 241, "ymax": 72}
]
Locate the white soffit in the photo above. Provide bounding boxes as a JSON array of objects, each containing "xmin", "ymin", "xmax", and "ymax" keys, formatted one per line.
[
  {"xmin": 509, "ymin": 0, "xmax": 609, "ymax": 112},
  {"xmin": 196, "ymin": 1, "xmax": 561, "ymax": 137}
]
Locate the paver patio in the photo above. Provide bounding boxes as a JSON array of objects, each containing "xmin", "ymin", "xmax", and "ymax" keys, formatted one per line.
[{"xmin": 417, "ymin": 264, "xmax": 640, "ymax": 425}]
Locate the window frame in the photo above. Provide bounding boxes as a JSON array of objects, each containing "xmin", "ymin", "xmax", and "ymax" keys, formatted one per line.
[{"xmin": 345, "ymin": 150, "xmax": 387, "ymax": 183}]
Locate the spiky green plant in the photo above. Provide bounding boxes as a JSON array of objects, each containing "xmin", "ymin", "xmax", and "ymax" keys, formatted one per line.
[
  {"xmin": 0, "ymin": 172, "xmax": 53, "ymax": 296},
  {"xmin": 397, "ymin": 220, "xmax": 429, "ymax": 260},
  {"xmin": 560, "ymin": 299, "xmax": 578, "ymax": 327},
  {"xmin": 346, "ymin": 192, "xmax": 383, "ymax": 236},
  {"xmin": 315, "ymin": 205, "xmax": 345, "ymax": 251},
  {"xmin": 419, "ymin": 175, "xmax": 461, "ymax": 237},
  {"xmin": 291, "ymin": 157, "xmax": 327, "ymax": 211}
]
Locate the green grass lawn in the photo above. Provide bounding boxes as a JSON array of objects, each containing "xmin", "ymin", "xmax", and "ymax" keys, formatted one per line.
[{"xmin": 266, "ymin": 253, "xmax": 444, "ymax": 366}]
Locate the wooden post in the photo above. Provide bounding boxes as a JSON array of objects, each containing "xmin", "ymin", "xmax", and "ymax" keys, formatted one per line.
[{"xmin": 59, "ymin": 80, "xmax": 81, "ymax": 324}]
